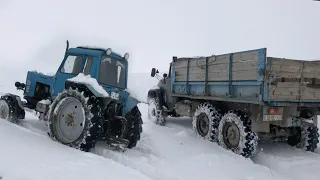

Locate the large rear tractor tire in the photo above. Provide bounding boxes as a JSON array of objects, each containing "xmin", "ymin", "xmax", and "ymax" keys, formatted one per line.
[
  {"xmin": 218, "ymin": 110, "xmax": 258, "ymax": 158},
  {"xmin": 192, "ymin": 102, "xmax": 222, "ymax": 142},
  {"xmin": 124, "ymin": 106, "xmax": 143, "ymax": 148},
  {"xmin": 148, "ymin": 98, "xmax": 166, "ymax": 126},
  {"xmin": 0, "ymin": 95, "xmax": 25, "ymax": 124},
  {"xmin": 47, "ymin": 88, "xmax": 103, "ymax": 152}
]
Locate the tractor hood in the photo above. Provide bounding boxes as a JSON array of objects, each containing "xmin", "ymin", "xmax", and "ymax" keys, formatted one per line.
[{"xmin": 26, "ymin": 71, "xmax": 54, "ymax": 88}]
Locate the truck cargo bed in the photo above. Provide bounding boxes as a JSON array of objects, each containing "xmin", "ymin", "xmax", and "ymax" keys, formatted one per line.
[{"xmin": 171, "ymin": 48, "xmax": 320, "ymax": 107}]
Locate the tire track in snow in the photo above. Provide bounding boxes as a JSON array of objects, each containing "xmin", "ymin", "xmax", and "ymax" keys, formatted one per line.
[
  {"xmin": 154, "ymin": 115, "xmax": 320, "ymax": 180},
  {"xmin": 251, "ymin": 142, "xmax": 320, "ymax": 180},
  {"xmin": 14, "ymin": 108, "xmax": 312, "ymax": 180}
]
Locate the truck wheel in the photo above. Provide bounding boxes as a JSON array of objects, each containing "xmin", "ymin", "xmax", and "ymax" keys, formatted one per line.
[
  {"xmin": 125, "ymin": 106, "xmax": 143, "ymax": 148},
  {"xmin": 218, "ymin": 111, "xmax": 258, "ymax": 158},
  {"xmin": 0, "ymin": 96, "xmax": 24, "ymax": 124},
  {"xmin": 288, "ymin": 121, "xmax": 319, "ymax": 152},
  {"xmin": 192, "ymin": 102, "xmax": 221, "ymax": 142},
  {"xmin": 148, "ymin": 98, "xmax": 165, "ymax": 125},
  {"xmin": 47, "ymin": 88, "xmax": 102, "ymax": 152}
]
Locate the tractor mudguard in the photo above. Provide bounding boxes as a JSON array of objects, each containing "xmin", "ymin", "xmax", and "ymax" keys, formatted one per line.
[
  {"xmin": 65, "ymin": 81, "xmax": 109, "ymax": 98},
  {"xmin": 123, "ymin": 95, "xmax": 139, "ymax": 115}
]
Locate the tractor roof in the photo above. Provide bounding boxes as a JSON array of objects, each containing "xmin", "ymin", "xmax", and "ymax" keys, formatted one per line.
[{"xmin": 68, "ymin": 46, "xmax": 124, "ymax": 60}]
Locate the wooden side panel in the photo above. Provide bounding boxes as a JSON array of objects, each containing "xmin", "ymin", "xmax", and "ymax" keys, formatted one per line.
[
  {"xmin": 232, "ymin": 51, "xmax": 259, "ymax": 62},
  {"xmin": 268, "ymin": 58, "xmax": 320, "ymax": 101},
  {"xmin": 173, "ymin": 51, "xmax": 260, "ymax": 82}
]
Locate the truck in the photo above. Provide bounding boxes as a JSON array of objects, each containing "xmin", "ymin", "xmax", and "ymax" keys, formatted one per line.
[
  {"xmin": 147, "ymin": 48, "xmax": 320, "ymax": 158},
  {"xmin": 0, "ymin": 41, "xmax": 143, "ymax": 152}
]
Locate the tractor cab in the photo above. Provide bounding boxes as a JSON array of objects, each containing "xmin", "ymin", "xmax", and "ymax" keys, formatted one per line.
[
  {"xmin": 53, "ymin": 46, "xmax": 129, "ymax": 98},
  {"xmin": 17, "ymin": 41, "xmax": 130, "ymax": 112}
]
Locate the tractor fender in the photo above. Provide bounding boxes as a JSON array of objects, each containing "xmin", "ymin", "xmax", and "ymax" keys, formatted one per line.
[
  {"xmin": 65, "ymin": 81, "xmax": 109, "ymax": 98},
  {"xmin": 123, "ymin": 95, "xmax": 139, "ymax": 115}
]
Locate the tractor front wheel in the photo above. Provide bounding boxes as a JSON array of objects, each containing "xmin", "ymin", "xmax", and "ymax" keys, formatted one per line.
[
  {"xmin": 0, "ymin": 95, "xmax": 25, "ymax": 124},
  {"xmin": 47, "ymin": 88, "xmax": 103, "ymax": 152}
]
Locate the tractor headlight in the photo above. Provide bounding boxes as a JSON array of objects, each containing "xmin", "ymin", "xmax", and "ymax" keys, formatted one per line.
[
  {"xmin": 106, "ymin": 48, "xmax": 112, "ymax": 55},
  {"xmin": 124, "ymin": 53, "xmax": 129, "ymax": 60}
]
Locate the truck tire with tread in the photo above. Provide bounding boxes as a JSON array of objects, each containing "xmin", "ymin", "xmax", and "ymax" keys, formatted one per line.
[
  {"xmin": 47, "ymin": 87, "xmax": 102, "ymax": 152},
  {"xmin": 148, "ymin": 98, "xmax": 165, "ymax": 125},
  {"xmin": 192, "ymin": 102, "xmax": 222, "ymax": 142},
  {"xmin": 288, "ymin": 121, "xmax": 319, "ymax": 152},
  {"xmin": 218, "ymin": 110, "xmax": 258, "ymax": 158}
]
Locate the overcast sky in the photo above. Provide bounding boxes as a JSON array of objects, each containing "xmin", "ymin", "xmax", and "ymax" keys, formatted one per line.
[{"xmin": 0, "ymin": 0, "xmax": 319, "ymax": 76}]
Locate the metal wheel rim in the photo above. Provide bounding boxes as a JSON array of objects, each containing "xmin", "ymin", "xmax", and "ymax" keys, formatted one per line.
[
  {"xmin": 54, "ymin": 97, "xmax": 85, "ymax": 144},
  {"xmin": 0, "ymin": 100, "xmax": 9, "ymax": 120},
  {"xmin": 222, "ymin": 122, "xmax": 240, "ymax": 148},
  {"xmin": 196, "ymin": 113, "xmax": 210, "ymax": 137}
]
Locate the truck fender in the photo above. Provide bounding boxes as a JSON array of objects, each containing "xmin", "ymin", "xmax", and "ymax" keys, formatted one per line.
[{"xmin": 147, "ymin": 88, "xmax": 166, "ymax": 108}]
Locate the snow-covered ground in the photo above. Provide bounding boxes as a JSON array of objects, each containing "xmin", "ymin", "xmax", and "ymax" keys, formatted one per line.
[
  {"xmin": 0, "ymin": 116, "xmax": 152, "ymax": 180},
  {"xmin": 0, "ymin": 73, "xmax": 320, "ymax": 180}
]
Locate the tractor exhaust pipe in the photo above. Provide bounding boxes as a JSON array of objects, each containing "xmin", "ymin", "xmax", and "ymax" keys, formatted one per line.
[{"xmin": 63, "ymin": 40, "xmax": 69, "ymax": 59}]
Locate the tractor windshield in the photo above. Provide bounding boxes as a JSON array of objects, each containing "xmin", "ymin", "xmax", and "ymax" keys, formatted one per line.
[{"xmin": 98, "ymin": 55, "xmax": 126, "ymax": 89}]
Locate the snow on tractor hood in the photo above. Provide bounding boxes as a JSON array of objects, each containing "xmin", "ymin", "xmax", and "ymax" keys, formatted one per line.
[
  {"xmin": 30, "ymin": 70, "xmax": 55, "ymax": 78},
  {"xmin": 68, "ymin": 73, "xmax": 109, "ymax": 97}
]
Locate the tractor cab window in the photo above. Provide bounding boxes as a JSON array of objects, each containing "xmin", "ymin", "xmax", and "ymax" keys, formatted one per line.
[
  {"xmin": 83, "ymin": 56, "xmax": 93, "ymax": 75},
  {"xmin": 98, "ymin": 56, "xmax": 126, "ymax": 89},
  {"xmin": 61, "ymin": 55, "xmax": 83, "ymax": 75}
]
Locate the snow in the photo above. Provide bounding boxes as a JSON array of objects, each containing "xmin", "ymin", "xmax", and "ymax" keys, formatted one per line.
[
  {"xmin": 1, "ymin": 1, "xmax": 320, "ymax": 179},
  {"xmin": 0, "ymin": 119, "xmax": 152, "ymax": 180},
  {"xmin": 252, "ymin": 143, "xmax": 320, "ymax": 180},
  {"xmin": 30, "ymin": 70, "xmax": 55, "ymax": 77},
  {"xmin": 38, "ymin": 99, "xmax": 51, "ymax": 105},
  {"xmin": 68, "ymin": 73, "xmax": 109, "ymax": 97},
  {"xmin": 150, "ymin": 85, "xmax": 160, "ymax": 90},
  {"xmin": 126, "ymin": 88, "xmax": 146, "ymax": 103}
]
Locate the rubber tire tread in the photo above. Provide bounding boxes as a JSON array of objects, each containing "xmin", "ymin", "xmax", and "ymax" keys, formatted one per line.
[
  {"xmin": 0, "ymin": 96, "xmax": 20, "ymax": 124},
  {"xmin": 305, "ymin": 124, "xmax": 319, "ymax": 152},
  {"xmin": 47, "ymin": 88, "xmax": 102, "ymax": 152},
  {"xmin": 125, "ymin": 106, "xmax": 143, "ymax": 148},
  {"xmin": 218, "ymin": 110, "xmax": 258, "ymax": 158},
  {"xmin": 193, "ymin": 102, "xmax": 221, "ymax": 142}
]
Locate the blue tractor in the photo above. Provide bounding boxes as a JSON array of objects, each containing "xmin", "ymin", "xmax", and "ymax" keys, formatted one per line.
[{"xmin": 0, "ymin": 41, "xmax": 143, "ymax": 151}]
